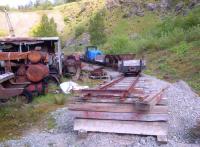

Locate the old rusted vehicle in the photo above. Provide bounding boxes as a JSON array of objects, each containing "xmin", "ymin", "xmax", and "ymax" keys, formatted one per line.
[
  {"xmin": 0, "ymin": 72, "xmax": 32, "ymax": 103},
  {"xmin": 0, "ymin": 37, "xmax": 63, "ymax": 101}
]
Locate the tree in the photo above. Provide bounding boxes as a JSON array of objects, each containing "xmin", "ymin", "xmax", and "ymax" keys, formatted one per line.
[
  {"xmin": 88, "ymin": 11, "xmax": 107, "ymax": 45},
  {"xmin": 31, "ymin": 14, "xmax": 58, "ymax": 37}
]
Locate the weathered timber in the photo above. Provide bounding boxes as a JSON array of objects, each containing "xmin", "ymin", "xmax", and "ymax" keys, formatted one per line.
[
  {"xmin": 72, "ymin": 97, "xmax": 168, "ymax": 106},
  {"xmin": 69, "ymin": 102, "xmax": 168, "ymax": 113},
  {"xmin": 71, "ymin": 111, "xmax": 168, "ymax": 121},
  {"xmin": 74, "ymin": 119, "xmax": 168, "ymax": 141},
  {"xmin": 157, "ymin": 135, "xmax": 168, "ymax": 144},
  {"xmin": 135, "ymin": 87, "xmax": 169, "ymax": 111},
  {"xmin": 0, "ymin": 52, "xmax": 29, "ymax": 60}
]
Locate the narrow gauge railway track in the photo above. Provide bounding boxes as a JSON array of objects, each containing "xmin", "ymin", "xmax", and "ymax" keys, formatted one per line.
[
  {"xmin": 73, "ymin": 75, "xmax": 168, "ymax": 111},
  {"xmin": 79, "ymin": 76, "xmax": 141, "ymax": 100},
  {"xmin": 70, "ymin": 75, "xmax": 169, "ymax": 143}
]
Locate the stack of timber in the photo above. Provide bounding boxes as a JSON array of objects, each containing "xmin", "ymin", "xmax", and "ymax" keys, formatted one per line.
[{"xmin": 69, "ymin": 76, "xmax": 169, "ymax": 143}]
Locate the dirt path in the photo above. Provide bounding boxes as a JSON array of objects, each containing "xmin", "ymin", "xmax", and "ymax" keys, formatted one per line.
[{"xmin": 0, "ymin": 10, "xmax": 65, "ymax": 37}]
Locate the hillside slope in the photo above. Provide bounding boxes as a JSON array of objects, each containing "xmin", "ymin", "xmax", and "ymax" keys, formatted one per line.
[
  {"xmin": 0, "ymin": 0, "xmax": 199, "ymax": 94},
  {"xmin": 0, "ymin": 10, "xmax": 65, "ymax": 37},
  {"xmin": 0, "ymin": 0, "xmax": 104, "ymax": 37},
  {"xmin": 100, "ymin": 3, "xmax": 200, "ymax": 94}
]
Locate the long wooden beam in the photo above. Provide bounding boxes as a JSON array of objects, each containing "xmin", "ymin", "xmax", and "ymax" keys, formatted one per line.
[
  {"xmin": 69, "ymin": 102, "xmax": 168, "ymax": 113},
  {"xmin": 71, "ymin": 111, "xmax": 168, "ymax": 121}
]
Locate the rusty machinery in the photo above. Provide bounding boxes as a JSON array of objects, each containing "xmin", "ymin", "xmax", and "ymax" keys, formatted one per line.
[
  {"xmin": 0, "ymin": 37, "xmax": 63, "ymax": 102},
  {"xmin": 62, "ymin": 54, "xmax": 81, "ymax": 80}
]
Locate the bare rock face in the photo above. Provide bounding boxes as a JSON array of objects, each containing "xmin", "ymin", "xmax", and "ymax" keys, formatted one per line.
[
  {"xmin": 188, "ymin": 0, "xmax": 200, "ymax": 9},
  {"xmin": 159, "ymin": 0, "xmax": 172, "ymax": 10},
  {"xmin": 146, "ymin": 3, "xmax": 158, "ymax": 11},
  {"xmin": 78, "ymin": 33, "xmax": 90, "ymax": 46},
  {"xmin": 106, "ymin": 0, "xmax": 120, "ymax": 10},
  {"xmin": 175, "ymin": 1, "xmax": 185, "ymax": 12},
  {"xmin": 65, "ymin": 33, "xmax": 90, "ymax": 48}
]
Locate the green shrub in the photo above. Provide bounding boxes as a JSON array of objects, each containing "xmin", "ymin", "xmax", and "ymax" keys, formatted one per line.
[
  {"xmin": 170, "ymin": 41, "xmax": 189, "ymax": 57},
  {"xmin": 106, "ymin": 35, "xmax": 137, "ymax": 54},
  {"xmin": 30, "ymin": 14, "xmax": 58, "ymax": 37},
  {"xmin": 89, "ymin": 10, "xmax": 107, "ymax": 45},
  {"xmin": 185, "ymin": 25, "xmax": 200, "ymax": 42},
  {"xmin": 54, "ymin": 95, "xmax": 65, "ymax": 105},
  {"xmin": 64, "ymin": 16, "xmax": 70, "ymax": 24},
  {"xmin": 152, "ymin": 7, "xmax": 200, "ymax": 37},
  {"xmin": 0, "ymin": 29, "xmax": 7, "ymax": 37},
  {"xmin": 75, "ymin": 25, "xmax": 85, "ymax": 38}
]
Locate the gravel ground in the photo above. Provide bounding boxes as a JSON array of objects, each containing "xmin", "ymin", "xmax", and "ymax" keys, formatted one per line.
[{"xmin": 1, "ymin": 75, "xmax": 200, "ymax": 147}]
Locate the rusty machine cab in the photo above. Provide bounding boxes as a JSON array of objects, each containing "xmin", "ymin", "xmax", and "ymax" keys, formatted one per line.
[{"xmin": 0, "ymin": 37, "xmax": 62, "ymax": 76}]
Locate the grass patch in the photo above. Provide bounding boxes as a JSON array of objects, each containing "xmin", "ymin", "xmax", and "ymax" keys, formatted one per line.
[
  {"xmin": 47, "ymin": 116, "xmax": 56, "ymax": 130},
  {"xmin": 0, "ymin": 83, "xmax": 70, "ymax": 141}
]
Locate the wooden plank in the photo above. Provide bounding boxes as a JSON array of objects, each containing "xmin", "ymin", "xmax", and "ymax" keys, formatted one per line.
[
  {"xmin": 69, "ymin": 103, "xmax": 168, "ymax": 113},
  {"xmin": 74, "ymin": 119, "xmax": 168, "ymax": 136},
  {"xmin": 135, "ymin": 93, "xmax": 163, "ymax": 111},
  {"xmin": 72, "ymin": 97, "xmax": 168, "ymax": 106},
  {"xmin": 157, "ymin": 135, "xmax": 168, "ymax": 144},
  {"xmin": 71, "ymin": 111, "xmax": 168, "ymax": 121},
  {"xmin": 135, "ymin": 87, "xmax": 169, "ymax": 111}
]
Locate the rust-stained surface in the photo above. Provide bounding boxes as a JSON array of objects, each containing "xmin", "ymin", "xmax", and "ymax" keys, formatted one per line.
[
  {"xmin": 76, "ymin": 76, "xmax": 141, "ymax": 100},
  {"xmin": 0, "ymin": 37, "xmax": 61, "ymax": 101},
  {"xmin": 0, "ymin": 72, "xmax": 25, "ymax": 99},
  {"xmin": 0, "ymin": 52, "xmax": 29, "ymax": 60},
  {"xmin": 63, "ymin": 55, "xmax": 81, "ymax": 80},
  {"xmin": 69, "ymin": 75, "xmax": 169, "ymax": 142}
]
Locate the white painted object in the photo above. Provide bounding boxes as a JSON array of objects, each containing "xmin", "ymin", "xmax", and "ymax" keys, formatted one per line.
[
  {"xmin": 60, "ymin": 81, "xmax": 89, "ymax": 94},
  {"xmin": 123, "ymin": 60, "xmax": 141, "ymax": 66}
]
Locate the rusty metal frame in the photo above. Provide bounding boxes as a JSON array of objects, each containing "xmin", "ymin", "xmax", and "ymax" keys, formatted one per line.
[{"xmin": 79, "ymin": 75, "xmax": 141, "ymax": 100}]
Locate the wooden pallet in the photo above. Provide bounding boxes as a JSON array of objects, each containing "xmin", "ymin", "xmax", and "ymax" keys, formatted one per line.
[
  {"xmin": 69, "ymin": 76, "xmax": 169, "ymax": 143},
  {"xmin": 69, "ymin": 97, "xmax": 168, "ymax": 143},
  {"xmin": 74, "ymin": 119, "xmax": 168, "ymax": 143}
]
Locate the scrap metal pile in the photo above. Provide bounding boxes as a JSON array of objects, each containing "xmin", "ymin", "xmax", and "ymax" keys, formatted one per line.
[
  {"xmin": 0, "ymin": 37, "xmax": 62, "ymax": 102},
  {"xmin": 69, "ymin": 74, "xmax": 169, "ymax": 143}
]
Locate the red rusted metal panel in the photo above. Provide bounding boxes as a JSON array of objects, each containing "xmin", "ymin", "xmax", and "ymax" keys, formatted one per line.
[
  {"xmin": 0, "ymin": 85, "xmax": 23, "ymax": 99},
  {"xmin": 0, "ymin": 52, "xmax": 29, "ymax": 60}
]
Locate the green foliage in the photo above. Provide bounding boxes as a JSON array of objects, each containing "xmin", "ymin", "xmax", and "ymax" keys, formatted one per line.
[
  {"xmin": 47, "ymin": 116, "xmax": 56, "ymax": 130},
  {"xmin": 0, "ymin": 30, "xmax": 7, "ymax": 37},
  {"xmin": 89, "ymin": 10, "xmax": 107, "ymax": 45},
  {"xmin": 64, "ymin": 16, "xmax": 70, "ymax": 24},
  {"xmin": 152, "ymin": 8, "xmax": 200, "ymax": 37},
  {"xmin": 117, "ymin": 7, "xmax": 200, "ymax": 52},
  {"xmin": 102, "ymin": 6, "xmax": 200, "ymax": 93},
  {"xmin": 54, "ymin": 95, "xmax": 66, "ymax": 105},
  {"xmin": 75, "ymin": 25, "xmax": 85, "ymax": 38},
  {"xmin": 106, "ymin": 35, "xmax": 137, "ymax": 54},
  {"xmin": 170, "ymin": 41, "xmax": 189, "ymax": 57},
  {"xmin": 30, "ymin": 14, "xmax": 58, "ymax": 37}
]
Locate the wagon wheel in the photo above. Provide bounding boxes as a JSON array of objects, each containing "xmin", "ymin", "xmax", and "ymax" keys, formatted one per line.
[
  {"xmin": 0, "ymin": 99, "xmax": 9, "ymax": 103},
  {"xmin": 17, "ymin": 89, "xmax": 33, "ymax": 104}
]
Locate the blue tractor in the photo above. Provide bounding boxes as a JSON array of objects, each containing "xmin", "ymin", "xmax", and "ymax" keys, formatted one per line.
[{"xmin": 84, "ymin": 46, "xmax": 103, "ymax": 62}]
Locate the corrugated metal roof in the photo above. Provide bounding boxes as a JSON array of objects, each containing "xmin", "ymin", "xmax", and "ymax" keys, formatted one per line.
[{"xmin": 0, "ymin": 37, "xmax": 60, "ymax": 44}]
